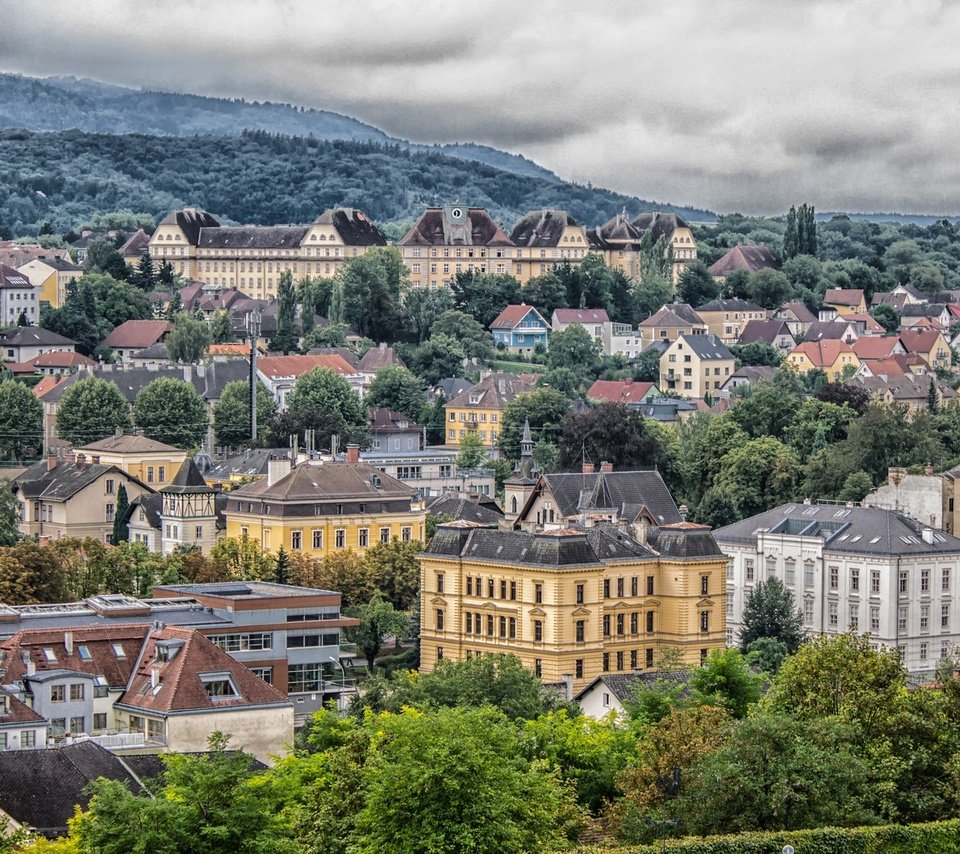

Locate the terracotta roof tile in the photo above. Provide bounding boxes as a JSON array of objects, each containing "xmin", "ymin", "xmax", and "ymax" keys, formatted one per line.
[
  {"xmin": 102, "ymin": 320, "xmax": 173, "ymax": 350},
  {"xmin": 257, "ymin": 354, "xmax": 355, "ymax": 379}
]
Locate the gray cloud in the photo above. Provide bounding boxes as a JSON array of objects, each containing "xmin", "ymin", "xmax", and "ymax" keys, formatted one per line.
[{"xmin": 1, "ymin": 0, "xmax": 959, "ymax": 214}]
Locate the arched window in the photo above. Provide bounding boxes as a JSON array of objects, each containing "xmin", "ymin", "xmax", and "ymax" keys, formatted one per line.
[{"xmin": 510, "ymin": 496, "xmax": 518, "ymax": 514}]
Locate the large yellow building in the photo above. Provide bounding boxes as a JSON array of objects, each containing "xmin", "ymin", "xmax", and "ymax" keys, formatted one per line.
[
  {"xmin": 660, "ymin": 334, "xmax": 736, "ymax": 400},
  {"xmin": 588, "ymin": 211, "xmax": 698, "ymax": 283},
  {"xmin": 508, "ymin": 210, "xmax": 592, "ymax": 284},
  {"xmin": 419, "ymin": 521, "xmax": 728, "ymax": 692},
  {"xmin": 16, "ymin": 256, "xmax": 83, "ymax": 308},
  {"xmin": 397, "ymin": 206, "xmax": 514, "ymax": 290},
  {"xmin": 223, "ymin": 452, "xmax": 425, "ymax": 555},
  {"xmin": 147, "ymin": 207, "xmax": 387, "ymax": 298},
  {"xmin": 76, "ymin": 433, "xmax": 189, "ymax": 488}
]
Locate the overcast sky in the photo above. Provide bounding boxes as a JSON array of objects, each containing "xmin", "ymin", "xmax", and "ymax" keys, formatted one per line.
[{"xmin": 2, "ymin": 0, "xmax": 958, "ymax": 215}]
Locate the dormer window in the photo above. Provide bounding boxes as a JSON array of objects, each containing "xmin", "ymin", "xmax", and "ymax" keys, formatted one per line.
[
  {"xmin": 201, "ymin": 674, "xmax": 240, "ymax": 700},
  {"xmin": 469, "ymin": 395, "xmax": 480, "ymax": 404}
]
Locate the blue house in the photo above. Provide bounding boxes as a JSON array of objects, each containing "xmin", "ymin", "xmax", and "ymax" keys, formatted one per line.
[{"xmin": 489, "ymin": 304, "xmax": 550, "ymax": 354}]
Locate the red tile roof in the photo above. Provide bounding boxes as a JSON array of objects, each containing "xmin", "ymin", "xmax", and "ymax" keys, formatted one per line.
[
  {"xmin": 489, "ymin": 304, "xmax": 547, "ymax": 330},
  {"xmin": 587, "ymin": 379, "xmax": 655, "ymax": 403},
  {"xmin": 791, "ymin": 340, "xmax": 856, "ymax": 367},
  {"xmin": 118, "ymin": 626, "xmax": 288, "ymax": 713},
  {"xmin": 823, "ymin": 288, "xmax": 865, "ymax": 307},
  {"xmin": 31, "ymin": 351, "xmax": 96, "ymax": 369},
  {"xmin": 0, "ymin": 625, "xmax": 150, "ymax": 688},
  {"xmin": 900, "ymin": 328, "xmax": 946, "ymax": 354},
  {"xmin": 102, "ymin": 320, "xmax": 173, "ymax": 350},
  {"xmin": 707, "ymin": 244, "xmax": 781, "ymax": 277},
  {"xmin": 852, "ymin": 336, "xmax": 903, "ymax": 360},
  {"xmin": 257, "ymin": 354, "xmax": 356, "ymax": 379}
]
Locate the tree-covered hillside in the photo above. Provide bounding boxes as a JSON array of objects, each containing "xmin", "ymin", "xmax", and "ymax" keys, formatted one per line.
[{"xmin": 0, "ymin": 128, "xmax": 713, "ymax": 235}]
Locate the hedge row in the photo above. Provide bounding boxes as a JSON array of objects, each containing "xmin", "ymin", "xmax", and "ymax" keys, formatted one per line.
[{"xmin": 581, "ymin": 819, "xmax": 960, "ymax": 854}]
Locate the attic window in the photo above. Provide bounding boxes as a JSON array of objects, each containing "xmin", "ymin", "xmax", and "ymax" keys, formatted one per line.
[
  {"xmin": 77, "ymin": 646, "xmax": 92, "ymax": 661},
  {"xmin": 43, "ymin": 648, "xmax": 56, "ymax": 662},
  {"xmin": 112, "ymin": 644, "xmax": 127, "ymax": 658},
  {"xmin": 870, "ymin": 536, "xmax": 882, "ymax": 544},
  {"xmin": 201, "ymin": 674, "xmax": 240, "ymax": 700}
]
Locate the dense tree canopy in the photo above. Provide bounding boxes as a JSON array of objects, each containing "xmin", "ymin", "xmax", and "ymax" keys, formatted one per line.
[
  {"xmin": 133, "ymin": 378, "xmax": 208, "ymax": 449},
  {"xmin": 56, "ymin": 377, "xmax": 131, "ymax": 447}
]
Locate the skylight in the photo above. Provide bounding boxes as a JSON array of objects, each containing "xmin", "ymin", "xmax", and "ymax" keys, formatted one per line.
[
  {"xmin": 112, "ymin": 644, "xmax": 126, "ymax": 658},
  {"xmin": 42, "ymin": 648, "xmax": 56, "ymax": 662},
  {"xmin": 77, "ymin": 646, "xmax": 92, "ymax": 661}
]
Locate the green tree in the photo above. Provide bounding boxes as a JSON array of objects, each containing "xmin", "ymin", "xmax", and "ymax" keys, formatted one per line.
[
  {"xmin": 632, "ymin": 348, "xmax": 662, "ymax": 382},
  {"xmin": 678, "ymin": 713, "xmax": 874, "ymax": 835},
  {"xmin": 270, "ymin": 271, "xmax": 299, "ymax": 354},
  {"xmin": 883, "ymin": 239, "xmax": 923, "ymax": 284},
  {"xmin": 694, "ymin": 486, "xmax": 740, "ymax": 527},
  {"xmin": 558, "ymin": 403, "xmax": 671, "ymax": 472},
  {"xmin": 546, "ymin": 323, "xmax": 601, "ymax": 374},
  {"xmin": 165, "ymin": 312, "xmax": 212, "ymax": 363},
  {"xmin": 130, "ymin": 252, "xmax": 157, "ymax": 291},
  {"xmin": 68, "ymin": 733, "xmax": 293, "ymax": 854},
  {"xmin": 910, "ymin": 264, "xmax": 945, "ymax": 293},
  {"xmin": 739, "ymin": 578, "xmax": 805, "ymax": 654},
  {"xmin": 744, "ymin": 637, "xmax": 789, "ymax": 674},
  {"xmin": 334, "ymin": 248, "xmax": 407, "ymax": 341},
  {"xmin": 524, "ymin": 271, "xmax": 569, "ymax": 319},
  {"xmin": 345, "ymin": 591, "xmax": 410, "ymax": 670},
  {"xmin": 212, "ymin": 380, "xmax": 277, "ymax": 447},
  {"xmin": 362, "ymin": 539, "xmax": 421, "ymax": 612},
  {"xmin": 727, "ymin": 374, "xmax": 804, "ymax": 439},
  {"xmin": 746, "ymin": 268, "xmax": 792, "ymax": 309},
  {"xmin": 455, "ymin": 431, "xmax": 487, "ymax": 469},
  {"xmin": 402, "ymin": 288, "xmax": 454, "ymax": 344},
  {"xmin": 676, "ymin": 260, "xmax": 719, "ymax": 307},
  {"xmin": 406, "ymin": 333, "xmax": 466, "ymax": 386},
  {"xmin": 285, "ymin": 367, "xmax": 367, "ymax": 441},
  {"xmin": 451, "ymin": 271, "xmax": 521, "ymax": 327},
  {"xmin": 0, "ymin": 379, "xmax": 42, "ymax": 461},
  {"xmin": 838, "ymin": 470, "xmax": 874, "ymax": 502},
  {"xmin": 728, "ymin": 341, "xmax": 782, "ymax": 367},
  {"xmin": 498, "ymin": 388, "xmax": 570, "ymax": 461},
  {"xmin": 133, "ymin": 378, "xmax": 208, "ymax": 449},
  {"xmin": 111, "ymin": 484, "xmax": 130, "ymax": 543},
  {"xmin": 83, "ymin": 272, "xmax": 152, "ymax": 328},
  {"xmin": 351, "ymin": 706, "xmax": 581, "ymax": 854},
  {"xmin": 56, "ymin": 377, "xmax": 131, "ymax": 447},
  {"xmin": 363, "ymin": 366, "xmax": 424, "ymax": 421},
  {"xmin": 690, "ymin": 647, "xmax": 762, "ymax": 719},
  {"xmin": 0, "ymin": 481, "xmax": 20, "ymax": 547},
  {"xmin": 209, "ymin": 310, "xmax": 235, "ymax": 343},
  {"xmin": 870, "ymin": 302, "xmax": 900, "ymax": 333},
  {"xmin": 714, "ymin": 436, "xmax": 799, "ymax": 517},
  {"xmin": 634, "ymin": 272, "xmax": 674, "ymax": 322},
  {"xmin": 428, "ymin": 309, "xmax": 495, "ymax": 362}
]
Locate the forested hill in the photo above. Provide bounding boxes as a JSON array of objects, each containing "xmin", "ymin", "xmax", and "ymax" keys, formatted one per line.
[
  {"xmin": 0, "ymin": 73, "xmax": 559, "ymax": 182},
  {"xmin": 0, "ymin": 128, "xmax": 713, "ymax": 235}
]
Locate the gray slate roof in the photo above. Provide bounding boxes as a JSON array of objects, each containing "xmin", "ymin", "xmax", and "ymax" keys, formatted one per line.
[
  {"xmin": 427, "ymin": 493, "xmax": 503, "ymax": 525},
  {"xmin": 14, "ymin": 460, "xmax": 133, "ymax": 502},
  {"xmin": 713, "ymin": 502, "xmax": 960, "ymax": 556},
  {"xmin": 0, "ymin": 741, "xmax": 145, "ymax": 837},
  {"xmin": 540, "ymin": 470, "xmax": 682, "ymax": 525},
  {"xmin": 575, "ymin": 670, "xmax": 692, "ymax": 703},
  {"xmin": 197, "ymin": 226, "xmax": 309, "ymax": 250},
  {"xmin": 675, "ymin": 334, "xmax": 734, "ymax": 361}
]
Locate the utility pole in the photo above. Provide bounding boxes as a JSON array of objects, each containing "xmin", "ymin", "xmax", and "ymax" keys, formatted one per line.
[{"xmin": 247, "ymin": 309, "xmax": 262, "ymax": 444}]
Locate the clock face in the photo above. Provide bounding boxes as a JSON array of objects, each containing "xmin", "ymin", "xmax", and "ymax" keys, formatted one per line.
[{"xmin": 451, "ymin": 208, "xmax": 463, "ymax": 219}]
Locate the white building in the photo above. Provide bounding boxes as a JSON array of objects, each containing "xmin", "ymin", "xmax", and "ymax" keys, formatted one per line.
[
  {"xmin": 0, "ymin": 264, "xmax": 40, "ymax": 326},
  {"xmin": 714, "ymin": 501, "xmax": 960, "ymax": 677},
  {"xmin": 550, "ymin": 308, "xmax": 643, "ymax": 359}
]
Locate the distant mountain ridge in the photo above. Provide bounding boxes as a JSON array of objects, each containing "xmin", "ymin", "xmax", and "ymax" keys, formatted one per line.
[{"xmin": 0, "ymin": 73, "xmax": 565, "ymax": 182}]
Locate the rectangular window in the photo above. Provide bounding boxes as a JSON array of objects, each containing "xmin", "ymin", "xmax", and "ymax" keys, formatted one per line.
[
  {"xmin": 646, "ymin": 610, "xmax": 654, "ymax": 633},
  {"xmin": 436, "ymin": 609, "xmax": 444, "ymax": 631},
  {"xmin": 849, "ymin": 604, "xmax": 859, "ymax": 630},
  {"xmin": 943, "ymin": 604, "xmax": 951, "ymax": 629},
  {"xmin": 69, "ymin": 684, "xmax": 84, "ymax": 701},
  {"xmin": 510, "ymin": 580, "xmax": 517, "ymax": 600},
  {"xmin": 830, "ymin": 566, "xmax": 839, "ymax": 590},
  {"xmin": 508, "ymin": 617, "xmax": 516, "ymax": 639},
  {"xmin": 921, "ymin": 605, "xmax": 929, "ymax": 630},
  {"xmin": 645, "ymin": 648, "xmax": 654, "ymax": 668},
  {"xmin": 602, "ymin": 615, "xmax": 610, "ymax": 636},
  {"xmin": 631, "ymin": 576, "xmax": 638, "ymax": 597},
  {"xmin": 488, "ymin": 578, "xmax": 495, "ymax": 598},
  {"xmin": 616, "ymin": 650, "xmax": 624, "ymax": 671},
  {"xmin": 401, "ymin": 526, "xmax": 412, "ymax": 542},
  {"xmin": 575, "ymin": 659, "xmax": 583, "ymax": 679},
  {"xmin": 312, "ymin": 529, "xmax": 323, "ymax": 549},
  {"xmin": 871, "ymin": 570, "xmax": 881, "ymax": 594},
  {"xmin": 51, "ymin": 685, "xmax": 66, "ymax": 703},
  {"xmin": 603, "ymin": 579, "xmax": 610, "ymax": 598},
  {"xmin": 69, "ymin": 716, "xmax": 85, "ymax": 734},
  {"xmin": 616, "ymin": 613, "xmax": 624, "ymax": 635},
  {"xmin": 209, "ymin": 632, "xmax": 273, "ymax": 652},
  {"xmin": 944, "ymin": 569, "xmax": 952, "ymax": 592},
  {"xmin": 899, "ymin": 606, "xmax": 908, "ymax": 631},
  {"xmin": 380, "ymin": 527, "xmax": 390, "ymax": 544},
  {"xmin": 105, "ymin": 478, "xmax": 115, "ymax": 495},
  {"xmin": 534, "ymin": 620, "xmax": 543, "ymax": 642},
  {"xmin": 745, "ymin": 560, "xmax": 755, "ymax": 583},
  {"xmin": 499, "ymin": 616, "xmax": 506, "ymax": 638},
  {"xmin": 21, "ymin": 731, "xmax": 35, "ymax": 748},
  {"xmin": 899, "ymin": 570, "xmax": 908, "ymax": 594},
  {"xmin": 358, "ymin": 528, "xmax": 369, "ymax": 548},
  {"xmin": 466, "ymin": 576, "xmax": 473, "ymax": 596},
  {"xmin": 158, "ymin": 466, "xmax": 165, "ymax": 482},
  {"xmin": 646, "ymin": 576, "xmax": 654, "ymax": 595},
  {"xmin": 500, "ymin": 579, "xmax": 507, "ymax": 599},
  {"xmin": 630, "ymin": 649, "xmax": 638, "ymax": 669},
  {"xmin": 575, "ymin": 583, "xmax": 584, "ymax": 604},
  {"xmin": 535, "ymin": 583, "xmax": 543, "ymax": 604},
  {"xmin": 920, "ymin": 642, "xmax": 928, "ymax": 661},
  {"xmin": 617, "ymin": 578, "xmax": 624, "ymax": 597},
  {"xmin": 700, "ymin": 611, "xmax": 710, "ymax": 633},
  {"xmin": 850, "ymin": 568, "xmax": 860, "ymax": 592},
  {"xmin": 804, "ymin": 561, "xmax": 815, "ymax": 588},
  {"xmin": 785, "ymin": 561, "xmax": 795, "ymax": 586},
  {"xmin": 922, "ymin": 570, "xmax": 930, "ymax": 593},
  {"xmin": 630, "ymin": 612, "xmax": 638, "ymax": 634},
  {"xmin": 829, "ymin": 601, "xmax": 838, "ymax": 627},
  {"xmin": 291, "ymin": 530, "xmax": 302, "ymax": 550},
  {"xmin": 602, "ymin": 652, "xmax": 610, "ymax": 672},
  {"xmin": 870, "ymin": 606, "xmax": 880, "ymax": 632},
  {"xmin": 575, "ymin": 620, "xmax": 585, "ymax": 643},
  {"xmin": 93, "ymin": 713, "xmax": 107, "ymax": 731},
  {"xmin": 465, "ymin": 613, "xmax": 473, "ymax": 633},
  {"xmin": 534, "ymin": 658, "xmax": 542, "ymax": 677},
  {"xmin": 335, "ymin": 529, "xmax": 345, "ymax": 548},
  {"xmin": 486, "ymin": 615, "xmax": 494, "ymax": 636},
  {"xmin": 804, "ymin": 599, "xmax": 814, "ymax": 624}
]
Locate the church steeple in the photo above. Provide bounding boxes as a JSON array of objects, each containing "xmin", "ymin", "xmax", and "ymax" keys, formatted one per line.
[
  {"xmin": 503, "ymin": 417, "xmax": 539, "ymax": 525},
  {"xmin": 518, "ymin": 417, "xmax": 535, "ymax": 477}
]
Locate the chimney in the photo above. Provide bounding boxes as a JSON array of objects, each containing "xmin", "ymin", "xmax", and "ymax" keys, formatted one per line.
[
  {"xmin": 64, "ymin": 632, "xmax": 73, "ymax": 655},
  {"xmin": 266, "ymin": 458, "xmax": 291, "ymax": 487},
  {"xmin": 600, "ymin": 461, "xmax": 613, "ymax": 473},
  {"xmin": 46, "ymin": 454, "xmax": 57, "ymax": 472},
  {"xmin": 346, "ymin": 444, "xmax": 360, "ymax": 464},
  {"xmin": 151, "ymin": 665, "xmax": 161, "ymax": 689},
  {"xmin": 75, "ymin": 453, "xmax": 86, "ymax": 472},
  {"xmin": 922, "ymin": 527, "xmax": 935, "ymax": 544},
  {"xmin": 114, "ymin": 425, "xmax": 124, "ymax": 438},
  {"xmin": 182, "ymin": 365, "xmax": 192, "ymax": 383},
  {"xmin": 582, "ymin": 462, "xmax": 595, "ymax": 474},
  {"xmin": 679, "ymin": 504, "xmax": 688, "ymax": 522}
]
